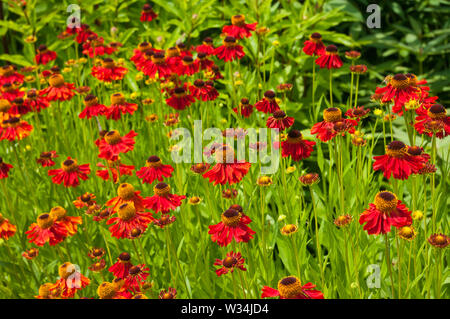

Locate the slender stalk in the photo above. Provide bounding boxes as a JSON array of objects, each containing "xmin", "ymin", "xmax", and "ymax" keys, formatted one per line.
[
  {"xmin": 310, "ymin": 186, "xmax": 324, "ymax": 288},
  {"xmin": 329, "ymin": 68, "xmax": 333, "ymax": 107},
  {"xmin": 384, "ymin": 233, "xmax": 396, "ymax": 298}
]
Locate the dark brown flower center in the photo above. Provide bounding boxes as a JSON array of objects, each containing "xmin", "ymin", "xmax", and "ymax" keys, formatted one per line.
[{"xmin": 119, "ymin": 252, "xmax": 131, "ymax": 262}]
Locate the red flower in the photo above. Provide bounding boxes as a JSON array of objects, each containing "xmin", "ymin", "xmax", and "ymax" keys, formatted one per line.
[
  {"xmin": 104, "ymin": 93, "xmax": 138, "ymax": 120},
  {"xmin": 195, "ymin": 52, "xmax": 215, "ymax": 70},
  {"xmin": 233, "ymin": 98, "xmax": 254, "ymax": 118},
  {"xmin": 302, "ymin": 33, "xmax": 326, "ymax": 56},
  {"xmin": 414, "ymin": 103, "xmax": 449, "ymax": 139},
  {"xmin": 0, "ymin": 65, "xmax": 24, "ymax": 85},
  {"xmin": 214, "ymin": 36, "xmax": 245, "ymax": 62},
  {"xmin": 107, "ymin": 202, "xmax": 154, "ymax": 239},
  {"xmin": 35, "ymin": 44, "xmax": 57, "ymax": 65},
  {"xmin": 39, "ymin": 74, "xmax": 75, "ymax": 101},
  {"xmin": 166, "ymin": 86, "xmax": 195, "ymax": 110},
  {"xmin": 315, "ymin": 45, "xmax": 343, "ymax": 69},
  {"xmin": 125, "ymin": 264, "xmax": 150, "ymax": 293},
  {"xmin": 222, "ymin": 15, "xmax": 257, "ymax": 39},
  {"xmin": 255, "ymin": 90, "xmax": 280, "ymax": 114},
  {"xmin": 79, "ymin": 94, "xmax": 106, "ymax": 119},
  {"xmin": 261, "ymin": 276, "xmax": 324, "ymax": 299},
  {"xmin": 130, "ymin": 42, "xmax": 153, "ymax": 66},
  {"xmin": 281, "ymin": 129, "xmax": 316, "ymax": 161},
  {"xmin": 1, "ymin": 83, "xmax": 24, "ymax": 102},
  {"xmin": 109, "ymin": 253, "xmax": 133, "ymax": 279},
  {"xmin": 24, "ymin": 89, "xmax": 50, "ymax": 112},
  {"xmin": 0, "ymin": 213, "xmax": 16, "ymax": 240},
  {"xmin": 22, "ymin": 248, "xmax": 39, "ymax": 260},
  {"xmin": 0, "ymin": 116, "xmax": 33, "ymax": 141},
  {"xmin": 214, "ymin": 251, "xmax": 246, "ymax": 276},
  {"xmin": 203, "ymin": 145, "xmax": 251, "ymax": 185},
  {"xmin": 140, "ymin": 4, "xmax": 157, "ymax": 22},
  {"xmin": 153, "ymin": 214, "xmax": 176, "ymax": 228},
  {"xmin": 36, "ymin": 151, "xmax": 58, "ymax": 167},
  {"xmin": 97, "ymin": 130, "xmax": 137, "ymax": 161},
  {"xmin": 9, "ymin": 97, "xmax": 31, "ymax": 116},
  {"xmin": 73, "ymin": 193, "xmax": 96, "ymax": 209},
  {"xmin": 91, "ymin": 58, "xmax": 128, "ymax": 82},
  {"xmin": 82, "ymin": 36, "xmax": 116, "ymax": 58},
  {"xmin": 0, "ymin": 157, "xmax": 13, "ymax": 179},
  {"xmin": 159, "ymin": 287, "xmax": 177, "ymax": 299},
  {"xmin": 51, "ymin": 262, "xmax": 90, "ymax": 299},
  {"xmin": 136, "ymin": 156, "xmax": 174, "ymax": 184},
  {"xmin": 266, "ymin": 110, "xmax": 294, "ymax": 131},
  {"xmin": 188, "ymin": 79, "xmax": 219, "ymax": 101},
  {"xmin": 195, "ymin": 37, "xmax": 215, "ymax": 56},
  {"xmin": 173, "ymin": 56, "xmax": 199, "ymax": 76},
  {"xmin": 25, "ymin": 213, "xmax": 68, "ymax": 247},
  {"xmin": 48, "ymin": 157, "xmax": 91, "ymax": 187},
  {"xmin": 140, "ymin": 51, "xmax": 172, "ymax": 79},
  {"xmin": 49, "ymin": 206, "xmax": 82, "ymax": 236},
  {"xmin": 106, "ymin": 183, "xmax": 146, "ymax": 213},
  {"xmin": 96, "ymin": 160, "xmax": 134, "ymax": 183},
  {"xmin": 310, "ymin": 108, "xmax": 357, "ymax": 142},
  {"xmin": 143, "ymin": 183, "xmax": 186, "ymax": 214},
  {"xmin": 71, "ymin": 24, "xmax": 96, "ymax": 44},
  {"xmin": 208, "ymin": 208, "xmax": 255, "ymax": 247},
  {"xmin": 359, "ymin": 191, "xmax": 412, "ymax": 235},
  {"xmin": 345, "ymin": 106, "xmax": 370, "ymax": 120},
  {"xmin": 373, "ymin": 141, "xmax": 426, "ymax": 180}
]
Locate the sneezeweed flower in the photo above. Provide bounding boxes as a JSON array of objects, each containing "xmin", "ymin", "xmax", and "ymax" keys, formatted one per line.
[
  {"xmin": 140, "ymin": 51, "xmax": 172, "ymax": 79},
  {"xmin": 97, "ymin": 130, "xmax": 137, "ymax": 161},
  {"xmin": 36, "ymin": 151, "xmax": 58, "ymax": 167},
  {"xmin": 349, "ymin": 65, "xmax": 367, "ymax": 74},
  {"xmin": 159, "ymin": 287, "xmax": 177, "ymax": 299},
  {"xmin": 255, "ymin": 90, "xmax": 280, "ymax": 114},
  {"xmin": 345, "ymin": 50, "xmax": 361, "ymax": 60},
  {"xmin": 189, "ymin": 79, "xmax": 219, "ymax": 101},
  {"xmin": 417, "ymin": 163, "xmax": 437, "ymax": 175},
  {"xmin": 125, "ymin": 264, "xmax": 150, "ymax": 292},
  {"xmin": 175, "ymin": 56, "xmax": 199, "ymax": 76},
  {"xmin": 143, "ymin": 182, "xmax": 186, "ymax": 214},
  {"xmin": 222, "ymin": 188, "xmax": 238, "ymax": 199},
  {"xmin": 136, "ymin": 155, "xmax": 174, "ymax": 184},
  {"xmin": 214, "ymin": 251, "xmax": 246, "ymax": 276},
  {"xmin": 203, "ymin": 144, "xmax": 251, "ymax": 185},
  {"xmin": 0, "ymin": 64, "xmax": 24, "ymax": 85},
  {"xmin": 359, "ymin": 191, "xmax": 412, "ymax": 235},
  {"xmin": 302, "ymin": 33, "xmax": 326, "ymax": 56},
  {"xmin": 311, "ymin": 107, "xmax": 357, "ymax": 142},
  {"xmin": 89, "ymin": 259, "xmax": 106, "ymax": 272},
  {"xmin": 25, "ymin": 213, "xmax": 68, "ymax": 246},
  {"xmin": 1, "ymin": 116, "xmax": 33, "ymax": 141},
  {"xmin": 35, "ymin": 44, "xmax": 57, "ymax": 65},
  {"xmin": 414, "ymin": 104, "xmax": 449, "ymax": 139},
  {"xmin": 299, "ymin": 173, "xmax": 320, "ymax": 186},
  {"xmin": 257, "ymin": 176, "xmax": 273, "ymax": 186},
  {"xmin": 109, "ymin": 252, "xmax": 133, "ymax": 279},
  {"xmin": 22, "ymin": 248, "xmax": 39, "ymax": 260},
  {"xmin": 345, "ymin": 106, "xmax": 370, "ymax": 120},
  {"xmin": 79, "ymin": 94, "xmax": 106, "ymax": 119},
  {"xmin": 9, "ymin": 97, "xmax": 31, "ymax": 116},
  {"xmin": 49, "ymin": 206, "xmax": 82, "ymax": 236},
  {"xmin": 286, "ymin": 166, "xmax": 296, "ymax": 174},
  {"xmin": 188, "ymin": 196, "xmax": 202, "ymax": 205},
  {"xmin": 51, "ymin": 262, "xmax": 90, "ymax": 299},
  {"xmin": 351, "ymin": 136, "xmax": 367, "ymax": 147},
  {"xmin": 97, "ymin": 282, "xmax": 121, "ymax": 299},
  {"xmin": 166, "ymin": 86, "xmax": 195, "ymax": 110},
  {"xmin": 233, "ymin": 97, "xmax": 254, "ymax": 118},
  {"xmin": 334, "ymin": 215, "xmax": 353, "ymax": 228},
  {"xmin": 412, "ymin": 210, "xmax": 424, "ymax": 221},
  {"xmin": 140, "ymin": 3, "xmax": 157, "ymax": 22},
  {"xmin": 104, "ymin": 93, "xmax": 138, "ymax": 121},
  {"xmin": 35, "ymin": 283, "xmax": 59, "ymax": 299},
  {"xmin": 107, "ymin": 202, "xmax": 154, "ymax": 239},
  {"xmin": 39, "ymin": 74, "xmax": 75, "ymax": 101},
  {"xmin": 398, "ymin": 225, "xmax": 417, "ymax": 241},
  {"xmin": 383, "ymin": 114, "xmax": 396, "ymax": 122},
  {"xmin": 261, "ymin": 276, "xmax": 324, "ymax": 299},
  {"xmin": 222, "ymin": 14, "xmax": 257, "ymax": 39},
  {"xmin": 196, "ymin": 37, "xmax": 215, "ymax": 56},
  {"xmin": 373, "ymin": 141, "xmax": 426, "ymax": 180},
  {"xmin": 153, "ymin": 214, "xmax": 176, "ymax": 229},
  {"xmin": 427, "ymin": 233, "xmax": 449, "ymax": 249},
  {"xmin": 132, "ymin": 293, "xmax": 148, "ymax": 299},
  {"xmin": 88, "ymin": 247, "xmax": 106, "ymax": 260},
  {"xmin": 315, "ymin": 45, "xmax": 343, "ymax": 69},
  {"xmin": 48, "ymin": 157, "xmax": 91, "ymax": 187},
  {"xmin": 107, "ymin": 183, "xmax": 146, "ymax": 213},
  {"xmin": 24, "ymin": 88, "xmax": 50, "ymax": 112},
  {"xmin": 96, "ymin": 160, "xmax": 135, "ymax": 183},
  {"xmin": 214, "ymin": 36, "xmax": 245, "ymax": 62},
  {"xmin": 0, "ymin": 212, "xmax": 16, "ymax": 240},
  {"xmin": 1, "ymin": 83, "xmax": 24, "ymax": 102},
  {"xmin": 280, "ymin": 224, "xmax": 298, "ymax": 236},
  {"xmin": 195, "ymin": 52, "xmax": 215, "ymax": 70},
  {"xmin": 0, "ymin": 157, "xmax": 13, "ymax": 179},
  {"xmin": 208, "ymin": 208, "xmax": 255, "ymax": 247},
  {"xmin": 266, "ymin": 110, "xmax": 294, "ymax": 131},
  {"xmin": 190, "ymin": 163, "xmax": 210, "ymax": 175},
  {"xmin": 281, "ymin": 129, "xmax": 316, "ymax": 161}
]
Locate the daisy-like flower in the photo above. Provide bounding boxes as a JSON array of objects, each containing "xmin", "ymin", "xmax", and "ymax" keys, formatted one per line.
[
  {"xmin": 189, "ymin": 79, "xmax": 219, "ymax": 101},
  {"xmin": 257, "ymin": 176, "xmax": 273, "ymax": 186},
  {"xmin": 143, "ymin": 182, "xmax": 186, "ymax": 214},
  {"xmin": 373, "ymin": 141, "xmax": 427, "ymax": 180},
  {"xmin": 140, "ymin": 3, "xmax": 158, "ymax": 22},
  {"xmin": 208, "ymin": 208, "xmax": 255, "ymax": 247},
  {"xmin": 104, "ymin": 93, "xmax": 138, "ymax": 121},
  {"xmin": 0, "ymin": 157, "xmax": 13, "ymax": 179},
  {"xmin": 96, "ymin": 159, "xmax": 135, "ymax": 183},
  {"xmin": 107, "ymin": 202, "xmax": 154, "ymax": 239},
  {"xmin": 414, "ymin": 103, "xmax": 449, "ymax": 139},
  {"xmin": 0, "ymin": 116, "xmax": 33, "ymax": 141},
  {"xmin": 130, "ymin": 42, "xmax": 153, "ymax": 66},
  {"xmin": 109, "ymin": 252, "xmax": 133, "ymax": 279},
  {"xmin": 82, "ymin": 35, "xmax": 116, "ymax": 58},
  {"xmin": 196, "ymin": 37, "xmax": 215, "ymax": 56},
  {"xmin": 345, "ymin": 106, "xmax": 370, "ymax": 121},
  {"xmin": 25, "ymin": 213, "xmax": 68, "ymax": 246},
  {"xmin": 36, "ymin": 151, "xmax": 58, "ymax": 167},
  {"xmin": 24, "ymin": 89, "xmax": 50, "ymax": 112},
  {"xmin": 166, "ymin": 86, "xmax": 195, "ymax": 111},
  {"xmin": 97, "ymin": 282, "xmax": 122, "ymax": 299},
  {"xmin": 214, "ymin": 36, "xmax": 245, "ymax": 62},
  {"xmin": 1, "ymin": 83, "xmax": 24, "ymax": 102},
  {"xmin": 39, "ymin": 74, "xmax": 75, "ymax": 101},
  {"xmin": 51, "ymin": 262, "xmax": 90, "ymax": 299},
  {"xmin": 92, "ymin": 58, "xmax": 128, "ymax": 82},
  {"xmin": 88, "ymin": 247, "xmax": 105, "ymax": 259},
  {"xmin": 9, "ymin": 97, "xmax": 31, "ymax": 116},
  {"xmin": 334, "ymin": 215, "xmax": 353, "ymax": 228},
  {"xmin": 310, "ymin": 107, "xmax": 357, "ymax": 142},
  {"xmin": 298, "ymin": 173, "xmax": 320, "ymax": 186},
  {"xmin": 190, "ymin": 163, "xmax": 210, "ymax": 175},
  {"xmin": 222, "ymin": 14, "xmax": 257, "ymax": 39},
  {"xmin": 140, "ymin": 51, "xmax": 172, "ymax": 79},
  {"xmin": 214, "ymin": 251, "xmax": 246, "ymax": 276},
  {"xmin": 153, "ymin": 214, "xmax": 176, "ymax": 228},
  {"xmin": 188, "ymin": 196, "xmax": 202, "ymax": 205},
  {"xmin": 266, "ymin": 110, "xmax": 294, "ymax": 131},
  {"xmin": 280, "ymin": 224, "xmax": 298, "ymax": 236},
  {"xmin": 35, "ymin": 283, "xmax": 59, "ymax": 299},
  {"xmin": 302, "ymin": 33, "xmax": 326, "ymax": 56},
  {"xmin": 233, "ymin": 97, "xmax": 253, "ymax": 118},
  {"xmin": 159, "ymin": 287, "xmax": 177, "ymax": 299},
  {"xmin": 79, "ymin": 94, "xmax": 106, "ymax": 119},
  {"xmin": 203, "ymin": 145, "xmax": 251, "ymax": 185},
  {"xmin": 35, "ymin": 44, "xmax": 57, "ymax": 65},
  {"xmin": 136, "ymin": 156, "xmax": 174, "ymax": 184},
  {"xmin": 195, "ymin": 52, "xmax": 215, "ymax": 70},
  {"xmin": 398, "ymin": 225, "xmax": 417, "ymax": 241},
  {"xmin": 281, "ymin": 129, "xmax": 316, "ymax": 161},
  {"xmin": 49, "ymin": 206, "xmax": 82, "ymax": 236},
  {"xmin": 22, "ymin": 248, "xmax": 39, "ymax": 260},
  {"xmin": 125, "ymin": 264, "xmax": 150, "ymax": 292},
  {"xmin": 174, "ymin": 56, "xmax": 199, "ymax": 76},
  {"xmin": 0, "ymin": 212, "xmax": 16, "ymax": 240},
  {"xmin": 89, "ymin": 259, "xmax": 106, "ymax": 272},
  {"xmin": 427, "ymin": 233, "xmax": 449, "ymax": 249},
  {"xmin": 359, "ymin": 191, "xmax": 412, "ymax": 235},
  {"xmin": 48, "ymin": 157, "xmax": 90, "ymax": 187},
  {"xmin": 261, "ymin": 276, "xmax": 324, "ymax": 299},
  {"xmin": 315, "ymin": 45, "xmax": 343, "ymax": 69},
  {"xmin": 345, "ymin": 50, "xmax": 361, "ymax": 60},
  {"xmin": 0, "ymin": 64, "xmax": 24, "ymax": 85},
  {"xmin": 255, "ymin": 90, "xmax": 280, "ymax": 114},
  {"xmin": 97, "ymin": 129, "xmax": 137, "ymax": 161},
  {"xmin": 222, "ymin": 188, "xmax": 238, "ymax": 199},
  {"xmin": 106, "ymin": 183, "xmax": 146, "ymax": 213}
]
